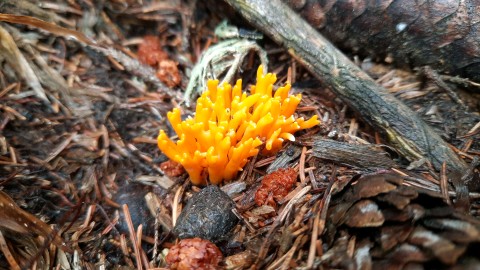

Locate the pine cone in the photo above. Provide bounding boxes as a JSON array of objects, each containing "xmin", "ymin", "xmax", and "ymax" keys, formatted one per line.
[{"xmin": 322, "ymin": 173, "xmax": 480, "ymax": 269}]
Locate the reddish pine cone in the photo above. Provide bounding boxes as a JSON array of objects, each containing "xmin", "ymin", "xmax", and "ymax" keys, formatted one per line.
[
  {"xmin": 166, "ymin": 238, "xmax": 223, "ymax": 270},
  {"xmin": 255, "ymin": 168, "xmax": 297, "ymax": 207}
]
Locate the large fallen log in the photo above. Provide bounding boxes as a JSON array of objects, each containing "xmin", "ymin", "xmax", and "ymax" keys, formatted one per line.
[{"xmin": 223, "ymin": 0, "xmax": 474, "ymax": 192}]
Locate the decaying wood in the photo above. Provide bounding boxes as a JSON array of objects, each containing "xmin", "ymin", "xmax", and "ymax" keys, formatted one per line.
[
  {"xmin": 286, "ymin": 0, "xmax": 480, "ymax": 82},
  {"xmin": 312, "ymin": 138, "xmax": 397, "ymax": 169},
  {"xmin": 266, "ymin": 144, "xmax": 302, "ymax": 173},
  {"xmin": 224, "ymin": 0, "xmax": 471, "ymax": 188}
]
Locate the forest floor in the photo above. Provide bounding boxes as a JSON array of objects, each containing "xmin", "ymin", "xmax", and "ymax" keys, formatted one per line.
[{"xmin": 1, "ymin": 1, "xmax": 480, "ymax": 269}]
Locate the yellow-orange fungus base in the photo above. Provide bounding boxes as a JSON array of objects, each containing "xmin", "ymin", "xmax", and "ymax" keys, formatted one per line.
[{"xmin": 158, "ymin": 66, "xmax": 320, "ymax": 185}]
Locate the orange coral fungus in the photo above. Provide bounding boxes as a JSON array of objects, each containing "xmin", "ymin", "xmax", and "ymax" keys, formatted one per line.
[
  {"xmin": 157, "ymin": 66, "xmax": 319, "ymax": 185},
  {"xmin": 255, "ymin": 168, "xmax": 297, "ymax": 207},
  {"xmin": 166, "ymin": 238, "xmax": 223, "ymax": 270}
]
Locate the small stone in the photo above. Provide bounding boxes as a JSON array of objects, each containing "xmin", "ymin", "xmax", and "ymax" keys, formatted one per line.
[{"xmin": 173, "ymin": 185, "xmax": 239, "ymax": 243}]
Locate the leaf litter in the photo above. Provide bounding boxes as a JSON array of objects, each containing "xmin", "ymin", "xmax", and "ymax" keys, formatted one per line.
[{"xmin": 0, "ymin": 1, "xmax": 480, "ymax": 269}]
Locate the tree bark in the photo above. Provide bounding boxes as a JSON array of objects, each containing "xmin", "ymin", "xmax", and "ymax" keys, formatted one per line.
[
  {"xmin": 285, "ymin": 0, "xmax": 480, "ymax": 82},
  {"xmin": 223, "ymin": 0, "xmax": 472, "ymax": 189}
]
